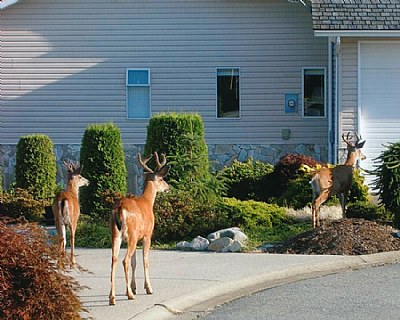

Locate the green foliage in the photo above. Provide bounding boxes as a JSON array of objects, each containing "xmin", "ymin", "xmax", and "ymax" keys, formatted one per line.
[
  {"xmin": 15, "ymin": 134, "xmax": 56, "ymax": 200},
  {"xmin": 153, "ymin": 191, "xmax": 230, "ymax": 242},
  {"xmin": 348, "ymin": 169, "xmax": 370, "ymax": 204},
  {"xmin": 75, "ymin": 218, "xmax": 111, "ymax": 248},
  {"xmin": 144, "ymin": 113, "xmax": 210, "ymax": 185},
  {"xmin": 219, "ymin": 197, "xmax": 291, "ymax": 231},
  {"xmin": 220, "ymin": 159, "xmax": 273, "ymax": 200},
  {"xmin": 79, "ymin": 123, "xmax": 127, "ymax": 219},
  {"xmin": 373, "ymin": 141, "xmax": 400, "ymax": 228},
  {"xmin": 346, "ymin": 201, "xmax": 393, "ymax": 222},
  {"xmin": 0, "ymin": 189, "xmax": 50, "ymax": 222}
]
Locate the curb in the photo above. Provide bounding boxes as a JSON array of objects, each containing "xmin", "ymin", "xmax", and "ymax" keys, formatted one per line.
[{"xmin": 133, "ymin": 251, "xmax": 400, "ymax": 320}]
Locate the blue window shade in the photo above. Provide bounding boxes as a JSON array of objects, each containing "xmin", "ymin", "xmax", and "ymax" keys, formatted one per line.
[
  {"xmin": 127, "ymin": 86, "xmax": 150, "ymax": 119},
  {"xmin": 127, "ymin": 69, "xmax": 149, "ymax": 86}
]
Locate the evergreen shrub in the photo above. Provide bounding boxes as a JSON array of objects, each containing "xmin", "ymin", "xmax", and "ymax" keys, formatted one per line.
[
  {"xmin": 221, "ymin": 158, "xmax": 273, "ymax": 201},
  {"xmin": 346, "ymin": 201, "xmax": 393, "ymax": 222},
  {"xmin": 80, "ymin": 123, "xmax": 127, "ymax": 219},
  {"xmin": 144, "ymin": 113, "xmax": 210, "ymax": 184},
  {"xmin": 0, "ymin": 189, "xmax": 50, "ymax": 222},
  {"xmin": 15, "ymin": 134, "xmax": 56, "ymax": 200},
  {"xmin": 373, "ymin": 141, "xmax": 400, "ymax": 228}
]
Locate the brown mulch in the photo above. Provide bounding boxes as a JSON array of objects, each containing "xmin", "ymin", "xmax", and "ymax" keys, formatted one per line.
[{"xmin": 264, "ymin": 219, "xmax": 400, "ymax": 255}]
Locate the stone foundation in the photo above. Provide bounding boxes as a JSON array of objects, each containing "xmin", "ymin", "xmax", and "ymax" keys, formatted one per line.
[{"xmin": 0, "ymin": 143, "xmax": 327, "ymax": 193}]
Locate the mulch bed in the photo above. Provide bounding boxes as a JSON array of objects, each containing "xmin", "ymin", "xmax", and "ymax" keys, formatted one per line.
[{"xmin": 264, "ymin": 218, "xmax": 400, "ymax": 255}]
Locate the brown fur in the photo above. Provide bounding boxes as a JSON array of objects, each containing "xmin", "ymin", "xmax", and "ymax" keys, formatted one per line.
[
  {"xmin": 109, "ymin": 152, "xmax": 170, "ymax": 306},
  {"xmin": 311, "ymin": 133, "xmax": 366, "ymax": 228},
  {"xmin": 52, "ymin": 162, "xmax": 89, "ymax": 267}
]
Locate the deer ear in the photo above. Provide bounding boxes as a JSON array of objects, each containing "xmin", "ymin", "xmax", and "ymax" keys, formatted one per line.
[
  {"xmin": 157, "ymin": 165, "xmax": 170, "ymax": 177},
  {"xmin": 356, "ymin": 140, "xmax": 366, "ymax": 149}
]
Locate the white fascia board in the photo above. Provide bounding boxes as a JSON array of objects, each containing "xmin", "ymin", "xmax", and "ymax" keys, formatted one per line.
[
  {"xmin": 0, "ymin": 0, "xmax": 19, "ymax": 10},
  {"xmin": 314, "ymin": 30, "xmax": 400, "ymax": 38}
]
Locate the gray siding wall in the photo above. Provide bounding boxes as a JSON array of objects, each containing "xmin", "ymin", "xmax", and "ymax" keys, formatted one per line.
[
  {"xmin": 1, "ymin": 0, "xmax": 328, "ymax": 146},
  {"xmin": 339, "ymin": 38, "xmax": 358, "ymax": 138}
]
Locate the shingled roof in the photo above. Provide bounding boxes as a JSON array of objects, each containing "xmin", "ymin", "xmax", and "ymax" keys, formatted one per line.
[{"xmin": 312, "ymin": 0, "xmax": 400, "ymax": 31}]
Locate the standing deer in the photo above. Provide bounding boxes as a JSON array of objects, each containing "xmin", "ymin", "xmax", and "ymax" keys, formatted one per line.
[
  {"xmin": 310, "ymin": 132, "xmax": 366, "ymax": 228},
  {"xmin": 109, "ymin": 152, "xmax": 170, "ymax": 306},
  {"xmin": 52, "ymin": 161, "xmax": 89, "ymax": 267}
]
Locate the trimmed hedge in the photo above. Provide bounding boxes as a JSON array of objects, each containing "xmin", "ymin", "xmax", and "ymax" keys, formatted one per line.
[
  {"xmin": 144, "ymin": 113, "xmax": 210, "ymax": 184},
  {"xmin": 346, "ymin": 201, "xmax": 393, "ymax": 222},
  {"xmin": 15, "ymin": 134, "xmax": 56, "ymax": 200},
  {"xmin": 79, "ymin": 123, "xmax": 127, "ymax": 218}
]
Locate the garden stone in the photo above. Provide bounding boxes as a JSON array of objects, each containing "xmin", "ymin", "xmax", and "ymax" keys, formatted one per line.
[
  {"xmin": 227, "ymin": 240, "xmax": 243, "ymax": 252},
  {"xmin": 191, "ymin": 236, "xmax": 209, "ymax": 251},
  {"xmin": 176, "ymin": 241, "xmax": 193, "ymax": 251},
  {"xmin": 207, "ymin": 227, "xmax": 248, "ymax": 245},
  {"xmin": 207, "ymin": 237, "xmax": 234, "ymax": 252}
]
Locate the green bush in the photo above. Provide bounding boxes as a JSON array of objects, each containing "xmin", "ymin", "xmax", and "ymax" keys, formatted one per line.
[
  {"xmin": 75, "ymin": 218, "xmax": 111, "ymax": 248},
  {"xmin": 348, "ymin": 169, "xmax": 370, "ymax": 204},
  {"xmin": 258, "ymin": 154, "xmax": 324, "ymax": 202},
  {"xmin": 153, "ymin": 191, "xmax": 230, "ymax": 242},
  {"xmin": 219, "ymin": 197, "xmax": 291, "ymax": 231},
  {"xmin": 144, "ymin": 113, "xmax": 210, "ymax": 185},
  {"xmin": 15, "ymin": 134, "xmax": 56, "ymax": 200},
  {"xmin": 372, "ymin": 142, "xmax": 400, "ymax": 228},
  {"xmin": 80, "ymin": 123, "xmax": 127, "ymax": 219},
  {"xmin": 220, "ymin": 159, "xmax": 273, "ymax": 201},
  {"xmin": 0, "ymin": 189, "xmax": 50, "ymax": 222},
  {"xmin": 346, "ymin": 201, "xmax": 393, "ymax": 222}
]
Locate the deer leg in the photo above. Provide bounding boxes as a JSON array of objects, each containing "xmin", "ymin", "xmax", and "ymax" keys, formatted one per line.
[
  {"xmin": 109, "ymin": 234, "xmax": 122, "ymax": 306},
  {"xmin": 123, "ymin": 239, "xmax": 137, "ymax": 300},
  {"xmin": 143, "ymin": 236, "xmax": 153, "ymax": 294},
  {"xmin": 70, "ymin": 224, "xmax": 76, "ymax": 267},
  {"xmin": 130, "ymin": 250, "xmax": 137, "ymax": 295},
  {"xmin": 312, "ymin": 190, "xmax": 330, "ymax": 228},
  {"xmin": 338, "ymin": 192, "xmax": 347, "ymax": 219}
]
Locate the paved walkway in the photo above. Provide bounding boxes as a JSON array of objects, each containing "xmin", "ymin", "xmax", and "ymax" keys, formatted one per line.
[{"xmin": 72, "ymin": 248, "xmax": 400, "ymax": 320}]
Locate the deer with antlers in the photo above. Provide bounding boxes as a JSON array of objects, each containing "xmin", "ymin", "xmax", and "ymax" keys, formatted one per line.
[
  {"xmin": 310, "ymin": 132, "xmax": 366, "ymax": 228},
  {"xmin": 52, "ymin": 161, "xmax": 89, "ymax": 267},
  {"xmin": 109, "ymin": 152, "xmax": 170, "ymax": 306}
]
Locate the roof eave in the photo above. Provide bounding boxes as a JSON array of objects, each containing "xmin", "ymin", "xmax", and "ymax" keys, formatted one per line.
[
  {"xmin": 314, "ymin": 30, "xmax": 400, "ymax": 38},
  {"xmin": 0, "ymin": 0, "xmax": 20, "ymax": 10}
]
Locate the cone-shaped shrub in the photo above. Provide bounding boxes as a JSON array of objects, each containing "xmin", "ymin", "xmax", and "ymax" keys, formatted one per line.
[
  {"xmin": 80, "ymin": 123, "xmax": 127, "ymax": 218},
  {"xmin": 15, "ymin": 134, "xmax": 56, "ymax": 200}
]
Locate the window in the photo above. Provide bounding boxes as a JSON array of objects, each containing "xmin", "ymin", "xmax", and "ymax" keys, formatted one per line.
[
  {"xmin": 217, "ymin": 68, "xmax": 240, "ymax": 118},
  {"xmin": 302, "ymin": 68, "xmax": 326, "ymax": 117},
  {"xmin": 126, "ymin": 69, "xmax": 150, "ymax": 119}
]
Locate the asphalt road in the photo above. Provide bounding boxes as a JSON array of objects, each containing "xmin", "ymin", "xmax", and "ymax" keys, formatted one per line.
[{"xmin": 200, "ymin": 263, "xmax": 400, "ymax": 320}]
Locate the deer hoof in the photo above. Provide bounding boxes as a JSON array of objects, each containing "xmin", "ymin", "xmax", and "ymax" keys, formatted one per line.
[
  {"xmin": 145, "ymin": 287, "xmax": 153, "ymax": 295},
  {"xmin": 109, "ymin": 297, "xmax": 116, "ymax": 306}
]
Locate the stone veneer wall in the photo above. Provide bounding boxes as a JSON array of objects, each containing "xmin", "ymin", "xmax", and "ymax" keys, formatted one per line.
[{"xmin": 0, "ymin": 143, "xmax": 327, "ymax": 193}]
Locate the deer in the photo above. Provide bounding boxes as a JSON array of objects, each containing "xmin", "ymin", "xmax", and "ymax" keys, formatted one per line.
[
  {"xmin": 109, "ymin": 152, "xmax": 170, "ymax": 306},
  {"xmin": 52, "ymin": 161, "xmax": 89, "ymax": 267},
  {"xmin": 310, "ymin": 132, "xmax": 366, "ymax": 228}
]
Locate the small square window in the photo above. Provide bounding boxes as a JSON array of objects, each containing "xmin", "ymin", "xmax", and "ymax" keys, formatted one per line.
[
  {"xmin": 126, "ymin": 69, "xmax": 150, "ymax": 119},
  {"xmin": 303, "ymin": 68, "xmax": 326, "ymax": 117},
  {"xmin": 217, "ymin": 68, "xmax": 240, "ymax": 118}
]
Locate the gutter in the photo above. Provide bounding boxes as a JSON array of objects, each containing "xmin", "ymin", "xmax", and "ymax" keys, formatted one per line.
[{"xmin": 315, "ymin": 30, "xmax": 400, "ymax": 38}]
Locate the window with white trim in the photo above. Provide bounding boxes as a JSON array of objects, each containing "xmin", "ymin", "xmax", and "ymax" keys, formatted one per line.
[
  {"xmin": 302, "ymin": 68, "xmax": 326, "ymax": 117},
  {"xmin": 126, "ymin": 69, "xmax": 150, "ymax": 119},
  {"xmin": 217, "ymin": 68, "xmax": 240, "ymax": 118}
]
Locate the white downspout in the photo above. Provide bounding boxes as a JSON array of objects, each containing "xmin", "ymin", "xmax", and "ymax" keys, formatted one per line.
[
  {"xmin": 328, "ymin": 38, "xmax": 333, "ymax": 163},
  {"xmin": 334, "ymin": 36, "xmax": 341, "ymax": 164}
]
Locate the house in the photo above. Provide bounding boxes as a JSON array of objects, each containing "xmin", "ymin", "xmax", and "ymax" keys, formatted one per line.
[{"xmin": 1, "ymin": 0, "xmax": 399, "ymax": 191}]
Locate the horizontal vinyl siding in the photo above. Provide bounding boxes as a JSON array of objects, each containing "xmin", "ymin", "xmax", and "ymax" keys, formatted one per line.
[
  {"xmin": 1, "ymin": 0, "xmax": 328, "ymax": 145},
  {"xmin": 339, "ymin": 39, "xmax": 358, "ymax": 142}
]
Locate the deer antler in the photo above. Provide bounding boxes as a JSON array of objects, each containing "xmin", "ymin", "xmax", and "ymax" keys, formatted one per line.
[
  {"xmin": 342, "ymin": 132, "xmax": 355, "ymax": 147},
  {"xmin": 63, "ymin": 160, "xmax": 74, "ymax": 173},
  {"xmin": 137, "ymin": 153, "xmax": 154, "ymax": 173},
  {"xmin": 154, "ymin": 152, "xmax": 167, "ymax": 171}
]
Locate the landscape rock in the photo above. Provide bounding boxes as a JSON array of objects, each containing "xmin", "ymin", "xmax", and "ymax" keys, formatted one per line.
[
  {"xmin": 207, "ymin": 237, "xmax": 234, "ymax": 252},
  {"xmin": 227, "ymin": 240, "xmax": 243, "ymax": 252},
  {"xmin": 207, "ymin": 227, "xmax": 248, "ymax": 245},
  {"xmin": 176, "ymin": 241, "xmax": 193, "ymax": 251},
  {"xmin": 191, "ymin": 236, "xmax": 209, "ymax": 251}
]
